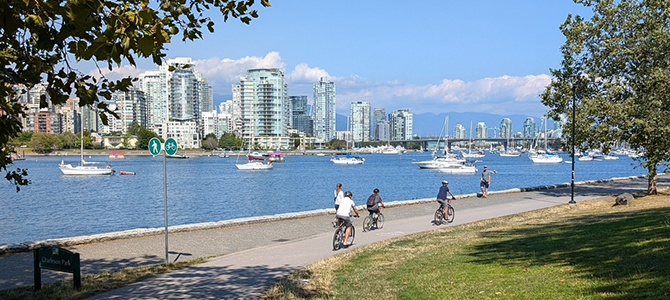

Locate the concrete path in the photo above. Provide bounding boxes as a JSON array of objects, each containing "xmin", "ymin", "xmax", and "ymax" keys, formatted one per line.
[{"xmin": 0, "ymin": 176, "xmax": 664, "ymax": 299}]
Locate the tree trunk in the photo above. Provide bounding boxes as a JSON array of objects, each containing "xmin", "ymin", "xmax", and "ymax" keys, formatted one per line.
[{"xmin": 647, "ymin": 164, "xmax": 657, "ymax": 195}]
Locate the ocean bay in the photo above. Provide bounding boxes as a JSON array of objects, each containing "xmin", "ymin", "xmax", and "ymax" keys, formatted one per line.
[{"xmin": 0, "ymin": 152, "xmax": 648, "ymax": 245}]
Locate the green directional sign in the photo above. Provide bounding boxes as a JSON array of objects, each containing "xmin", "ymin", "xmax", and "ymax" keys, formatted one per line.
[
  {"xmin": 149, "ymin": 137, "xmax": 162, "ymax": 156},
  {"xmin": 165, "ymin": 138, "xmax": 178, "ymax": 156}
]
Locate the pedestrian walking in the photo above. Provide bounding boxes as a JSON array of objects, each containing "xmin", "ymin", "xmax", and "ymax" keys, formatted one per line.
[{"xmin": 480, "ymin": 165, "xmax": 491, "ymax": 197}]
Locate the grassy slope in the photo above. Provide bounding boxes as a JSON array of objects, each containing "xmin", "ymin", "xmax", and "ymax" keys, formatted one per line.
[{"xmin": 265, "ymin": 192, "xmax": 670, "ymax": 300}]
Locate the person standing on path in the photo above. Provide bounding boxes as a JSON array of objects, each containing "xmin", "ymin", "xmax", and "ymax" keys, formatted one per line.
[
  {"xmin": 437, "ymin": 180, "xmax": 456, "ymax": 221},
  {"xmin": 480, "ymin": 165, "xmax": 491, "ymax": 197}
]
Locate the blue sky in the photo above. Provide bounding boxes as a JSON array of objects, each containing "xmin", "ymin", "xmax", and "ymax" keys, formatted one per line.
[{"xmin": 99, "ymin": 1, "xmax": 592, "ymax": 117}]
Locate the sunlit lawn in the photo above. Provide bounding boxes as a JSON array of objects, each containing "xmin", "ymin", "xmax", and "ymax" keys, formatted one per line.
[{"xmin": 265, "ymin": 191, "xmax": 670, "ymax": 300}]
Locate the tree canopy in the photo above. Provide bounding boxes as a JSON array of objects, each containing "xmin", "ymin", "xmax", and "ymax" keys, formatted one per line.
[
  {"xmin": 541, "ymin": 0, "xmax": 670, "ymax": 194},
  {"xmin": 1, "ymin": 0, "xmax": 270, "ymax": 190}
]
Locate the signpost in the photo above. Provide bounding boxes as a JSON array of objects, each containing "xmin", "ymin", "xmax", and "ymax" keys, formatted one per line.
[
  {"xmin": 148, "ymin": 137, "xmax": 178, "ymax": 265},
  {"xmin": 34, "ymin": 246, "xmax": 81, "ymax": 290}
]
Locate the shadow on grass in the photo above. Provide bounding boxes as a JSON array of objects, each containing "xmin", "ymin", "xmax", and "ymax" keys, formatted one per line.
[{"xmin": 469, "ymin": 207, "xmax": 670, "ymax": 299}]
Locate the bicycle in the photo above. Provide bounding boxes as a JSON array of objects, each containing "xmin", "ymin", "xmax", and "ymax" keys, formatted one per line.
[
  {"xmin": 363, "ymin": 211, "xmax": 384, "ymax": 232},
  {"xmin": 333, "ymin": 215, "xmax": 357, "ymax": 250},
  {"xmin": 434, "ymin": 198, "xmax": 455, "ymax": 225}
]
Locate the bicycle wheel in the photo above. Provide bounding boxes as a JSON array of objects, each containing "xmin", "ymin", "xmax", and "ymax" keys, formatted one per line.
[
  {"xmin": 447, "ymin": 205, "xmax": 455, "ymax": 223},
  {"xmin": 376, "ymin": 213, "xmax": 384, "ymax": 229},
  {"xmin": 348, "ymin": 225, "xmax": 356, "ymax": 246},
  {"xmin": 434, "ymin": 208, "xmax": 444, "ymax": 225},
  {"xmin": 333, "ymin": 228, "xmax": 343, "ymax": 250},
  {"xmin": 363, "ymin": 215, "xmax": 372, "ymax": 232}
]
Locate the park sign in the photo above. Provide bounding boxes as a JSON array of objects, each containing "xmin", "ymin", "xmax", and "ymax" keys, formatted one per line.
[
  {"xmin": 165, "ymin": 137, "xmax": 177, "ymax": 156},
  {"xmin": 149, "ymin": 137, "xmax": 162, "ymax": 156},
  {"xmin": 34, "ymin": 246, "xmax": 81, "ymax": 290}
]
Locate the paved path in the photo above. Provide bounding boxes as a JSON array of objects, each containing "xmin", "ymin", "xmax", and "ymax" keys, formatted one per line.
[{"xmin": 0, "ymin": 176, "xmax": 664, "ymax": 299}]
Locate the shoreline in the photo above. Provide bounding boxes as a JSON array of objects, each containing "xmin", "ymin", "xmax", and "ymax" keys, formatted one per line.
[{"xmin": 0, "ymin": 174, "xmax": 651, "ymax": 255}]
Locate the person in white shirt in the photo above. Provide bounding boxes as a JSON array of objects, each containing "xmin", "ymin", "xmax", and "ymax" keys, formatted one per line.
[
  {"xmin": 336, "ymin": 191, "xmax": 360, "ymax": 247},
  {"xmin": 333, "ymin": 183, "xmax": 344, "ymax": 210}
]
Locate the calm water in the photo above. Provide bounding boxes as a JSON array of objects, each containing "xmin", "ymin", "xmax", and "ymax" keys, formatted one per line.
[{"xmin": 0, "ymin": 152, "xmax": 649, "ymax": 244}]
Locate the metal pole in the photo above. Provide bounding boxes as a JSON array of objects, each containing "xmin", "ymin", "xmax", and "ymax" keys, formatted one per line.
[
  {"xmin": 163, "ymin": 152, "xmax": 169, "ymax": 264},
  {"xmin": 569, "ymin": 84, "xmax": 577, "ymax": 204}
]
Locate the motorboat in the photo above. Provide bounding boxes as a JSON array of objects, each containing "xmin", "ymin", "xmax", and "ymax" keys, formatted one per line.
[
  {"xmin": 413, "ymin": 155, "xmax": 464, "ymax": 169},
  {"xmin": 530, "ymin": 153, "xmax": 563, "ymax": 164},
  {"xmin": 436, "ymin": 164, "xmax": 477, "ymax": 174},
  {"xmin": 578, "ymin": 155, "xmax": 593, "ymax": 161},
  {"xmin": 604, "ymin": 155, "xmax": 619, "ymax": 160},
  {"xmin": 166, "ymin": 154, "xmax": 189, "ymax": 159},
  {"xmin": 499, "ymin": 149, "xmax": 521, "ymax": 157},
  {"xmin": 331, "ymin": 154, "xmax": 365, "ymax": 165},
  {"xmin": 108, "ymin": 151, "xmax": 125, "ymax": 159},
  {"xmin": 268, "ymin": 152, "xmax": 284, "ymax": 162}
]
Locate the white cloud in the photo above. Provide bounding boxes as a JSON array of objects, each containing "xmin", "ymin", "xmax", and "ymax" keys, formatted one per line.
[{"xmin": 88, "ymin": 51, "xmax": 552, "ymax": 116}]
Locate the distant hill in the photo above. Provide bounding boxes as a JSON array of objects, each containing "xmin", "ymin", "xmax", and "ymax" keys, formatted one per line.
[{"xmin": 336, "ymin": 112, "xmax": 555, "ymax": 138}]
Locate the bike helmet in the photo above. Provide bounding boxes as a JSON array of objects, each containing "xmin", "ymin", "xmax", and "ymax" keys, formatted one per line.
[
  {"xmin": 344, "ymin": 191, "xmax": 352, "ymax": 198},
  {"xmin": 442, "ymin": 180, "xmax": 448, "ymax": 184},
  {"xmin": 373, "ymin": 188, "xmax": 379, "ymax": 193}
]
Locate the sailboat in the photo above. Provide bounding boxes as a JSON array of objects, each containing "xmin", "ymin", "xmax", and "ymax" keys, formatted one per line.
[
  {"xmin": 462, "ymin": 121, "xmax": 485, "ymax": 159},
  {"xmin": 530, "ymin": 116, "xmax": 563, "ymax": 164},
  {"xmin": 236, "ymin": 137, "xmax": 273, "ymax": 170},
  {"xmin": 413, "ymin": 116, "xmax": 464, "ymax": 169},
  {"xmin": 331, "ymin": 116, "xmax": 365, "ymax": 164},
  {"xmin": 500, "ymin": 135, "xmax": 520, "ymax": 157},
  {"xmin": 59, "ymin": 110, "xmax": 114, "ymax": 175}
]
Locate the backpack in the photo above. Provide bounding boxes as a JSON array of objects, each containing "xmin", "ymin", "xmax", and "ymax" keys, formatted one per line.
[{"xmin": 366, "ymin": 194, "xmax": 376, "ymax": 207}]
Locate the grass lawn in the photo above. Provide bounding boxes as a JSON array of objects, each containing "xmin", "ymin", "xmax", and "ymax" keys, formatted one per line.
[{"xmin": 264, "ymin": 191, "xmax": 670, "ymax": 300}]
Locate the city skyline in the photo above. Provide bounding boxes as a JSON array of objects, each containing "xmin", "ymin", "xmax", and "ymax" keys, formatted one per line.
[{"xmin": 90, "ymin": 1, "xmax": 593, "ymax": 117}]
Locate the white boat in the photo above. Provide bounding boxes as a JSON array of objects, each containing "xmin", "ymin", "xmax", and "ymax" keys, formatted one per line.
[
  {"xmin": 235, "ymin": 137, "xmax": 273, "ymax": 170},
  {"xmin": 530, "ymin": 116, "xmax": 563, "ymax": 164},
  {"xmin": 437, "ymin": 164, "xmax": 477, "ymax": 174},
  {"xmin": 413, "ymin": 155, "xmax": 464, "ymax": 169},
  {"xmin": 59, "ymin": 112, "xmax": 114, "ymax": 175},
  {"xmin": 499, "ymin": 150, "xmax": 521, "ymax": 157},
  {"xmin": 578, "ymin": 155, "xmax": 593, "ymax": 161},
  {"xmin": 462, "ymin": 120, "xmax": 485, "ymax": 159},
  {"xmin": 331, "ymin": 154, "xmax": 365, "ymax": 165},
  {"xmin": 530, "ymin": 153, "xmax": 563, "ymax": 164},
  {"xmin": 235, "ymin": 160, "xmax": 273, "ymax": 170},
  {"xmin": 604, "ymin": 155, "xmax": 619, "ymax": 160}
]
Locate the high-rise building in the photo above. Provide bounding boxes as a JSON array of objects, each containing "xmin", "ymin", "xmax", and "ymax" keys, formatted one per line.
[
  {"xmin": 232, "ymin": 68, "xmax": 290, "ymax": 140},
  {"xmin": 389, "ymin": 109, "xmax": 413, "ymax": 141},
  {"xmin": 350, "ymin": 101, "xmax": 371, "ymax": 143},
  {"xmin": 137, "ymin": 57, "xmax": 212, "ymax": 134},
  {"xmin": 312, "ymin": 77, "xmax": 336, "ymax": 142},
  {"xmin": 372, "ymin": 108, "xmax": 388, "ymax": 141},
  {"xmin": 500, "ymin": 118, "xmax": 512, "ymax": 139},
  {"xmin": 114, "ymin": 88, "xmax": 148, "ymax": 131},
  {"xmin": 523, "ymin": 117, "xmax": 536, "ymax": 138},
  {"xmin": 290, "ymin": 96, "xmax": 313, "ymax": 135},
  {"xmin": 454, "ymin": 124, "xmax": 466, "ymax": 139},
  {"xmin": 476, "ymin": 122, "xmax": 487, "ymax": 139}
]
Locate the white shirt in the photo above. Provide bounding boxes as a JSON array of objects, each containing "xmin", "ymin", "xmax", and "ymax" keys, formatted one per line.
[
  {"xmin": 336, "ymin": 196, "xmax": 355, "ymax": 217},
  {"xmin": 334, "ymin": 189, "xmax": 344, "ymax": 205}
]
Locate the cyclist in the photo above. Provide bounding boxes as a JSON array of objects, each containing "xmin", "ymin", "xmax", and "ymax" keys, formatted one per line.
[
  {"xmin": 366, "ymin": 188, "xmax": 385, "ymax": 226},
  {"xmin": 436, "ymin": 180, "xmax": 455, "ymax": 222},
  {"xmin": 336, "ymin": 191, "xmax": 360, "ymax": 247}
]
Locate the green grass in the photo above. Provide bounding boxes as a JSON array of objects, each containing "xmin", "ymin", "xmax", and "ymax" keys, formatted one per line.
[
  {"xmin": 0, "ymin": 258, "xmax": 207, "ymax": 300},
  {"xmin": 264, "ymin": 192, "xmax": 670, "ymax": 300}
]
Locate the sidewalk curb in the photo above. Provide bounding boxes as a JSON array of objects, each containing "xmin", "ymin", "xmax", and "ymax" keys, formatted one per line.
[{"xmin": 0, "ymin": 174, "xmax": 650, "ymax": 255}]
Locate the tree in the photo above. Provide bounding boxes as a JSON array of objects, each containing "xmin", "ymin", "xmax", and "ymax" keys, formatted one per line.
[
  {"xmin": 218, "ymin": 132, "xmax": 241, "ymax": 150},
  {"xmin": 1, "ymin": 0, "xmax": 270, "ymax": 191},
  {"xmin": 202, "ymin": 134, "xmax": 218, "ymax": 150},
  {"xmin": 30, "ymin": 132, "xmax": 61, "ymax": 153},
  {"xmin": 541, "ymin": 0, "xmax": 670, "ymax": 194},
  {"xmin": 326, "ymin": 139, "xmax": 347, "ymax": 150},
  {"xmin": 58, "ymin": 132, "xmax": 78, "ymax": 149},
  {"xmin": 136, "ymin": 127, "xmax": 161, "ymax": 150}
]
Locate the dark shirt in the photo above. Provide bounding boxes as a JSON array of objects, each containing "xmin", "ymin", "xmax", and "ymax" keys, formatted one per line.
[{"xmin": 437, "ymin": 185, "xmax": 450, "ymax": 200}]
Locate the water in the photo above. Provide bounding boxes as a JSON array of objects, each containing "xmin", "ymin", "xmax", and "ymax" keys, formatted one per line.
[{"xmin": 0, "ymin": 153, "xmax": 649, "ymax": 244}]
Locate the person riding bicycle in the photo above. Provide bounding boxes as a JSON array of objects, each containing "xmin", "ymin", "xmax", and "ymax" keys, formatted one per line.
[
  {"xmin": 336, "ymin": 191, "xmax": 360, "ymax": 247},
  {"xmin": 436, "ymin": 180, "xmax": 455, "ymax": 222},
  {"xmin": 366, "ymin": 188, "xmax": 385, "ymax": 226}
]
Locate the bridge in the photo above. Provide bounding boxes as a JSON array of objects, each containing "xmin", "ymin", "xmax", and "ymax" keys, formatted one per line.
[{"xmin": 389, "ymin": 137, "xmax": 562, "ymax": 150}]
